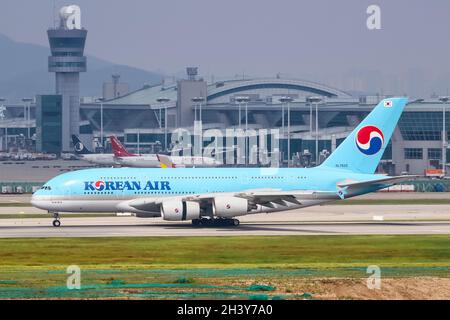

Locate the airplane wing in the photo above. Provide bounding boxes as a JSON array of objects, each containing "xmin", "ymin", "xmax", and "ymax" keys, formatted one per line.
[
  {"xmin": 120, "ymin": 175, "xmax": 418, "ymax": 213},
  {"xmin": 231, "ymin": 190, "xmax": 338, "ymax": 208},
  {"xmin": 121, "ymin": 189, "xmax": 339, "ymax": 212}
]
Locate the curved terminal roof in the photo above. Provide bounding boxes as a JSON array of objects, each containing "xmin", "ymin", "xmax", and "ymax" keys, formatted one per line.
[
  {"xmin": 105, "ymin": 83, "xmax": 178, "ymax": 106},
  {"xmin": 207, "ymin": 78, "xmax": 352, "ymax": 102},
  {"xmin": 104, "ymin": 77, "xmax": 352, "ymax": 106}
]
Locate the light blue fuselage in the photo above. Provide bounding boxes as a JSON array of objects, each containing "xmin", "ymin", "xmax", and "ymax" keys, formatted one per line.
[{"xmin": 31, "ymin": 166, "xmax": 386, "ymax": 215}]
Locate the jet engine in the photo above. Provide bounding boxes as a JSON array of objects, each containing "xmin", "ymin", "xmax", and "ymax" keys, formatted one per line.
[
  {"xmin": 213, "ymin": 196, "xmax": 248, "ymax": 218},
  {"xmin": 160, "ymin": 200, "xmax": 200, "ymax": 221}
]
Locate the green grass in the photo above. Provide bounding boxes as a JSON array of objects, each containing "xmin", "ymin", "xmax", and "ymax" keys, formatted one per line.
[
  {"xmin": 2, "ymin": 235, "xmax": 450, "ymax": 299},
  {"xmin": 1, "ymin": 235, "xmax": 450, "ymax": 269},
  {"xmin": 0, "ymin": 203, "xmax": 31, "ymax": 207}
]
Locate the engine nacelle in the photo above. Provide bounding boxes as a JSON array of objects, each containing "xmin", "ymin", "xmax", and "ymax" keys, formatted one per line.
[
  {"xmin": 160, "ymin": 200, "xmax": 200, "ymax": 221},
  {"xmin": 213, "ymin": 196, "xmax": 248, "ymax": 218}
]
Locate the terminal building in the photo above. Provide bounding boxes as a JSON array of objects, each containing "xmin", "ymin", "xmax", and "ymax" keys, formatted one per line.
[
  {"xmin": 75, "ymin": 70, "xmax": 448, "ymax": 176},
  {"xmin": 1, "ymin": 68, "xmax": 450, "ymax": 176},
  {"xmin": 0, "ymin": 69, "xmax": 450, "ymax": 174}
]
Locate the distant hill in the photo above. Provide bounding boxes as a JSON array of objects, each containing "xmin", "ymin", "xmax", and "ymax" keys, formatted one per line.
[{"xmin": 0, "ymin": 34, "xmax": 162, "ymax": 102}]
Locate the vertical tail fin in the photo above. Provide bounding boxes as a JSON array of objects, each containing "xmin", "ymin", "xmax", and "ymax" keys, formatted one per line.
[
  {"xmin": 71, "ymin": 135, "xmax": 92, "ymax": 155},
  {"xmin": 110, "ymin": 136, "xmax": 136, "ymax": 157},
  {"xmin": 320, "ymin": 97, "xmax": 408, "ymax": 174}
]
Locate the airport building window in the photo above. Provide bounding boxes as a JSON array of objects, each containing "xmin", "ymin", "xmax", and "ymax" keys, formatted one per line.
[
  {"xmin": 398, "ymin": 112, "xmax": 450, "ymax": 141},
  {"xmin": 381, "ymin": 141, "xmax": 392, "ymax": 160},
  {"xmin": 52, "ymin": 52, "xmax": 82, "ymax": 57},
  {"xmin": 36, "ymin": 95, "xmax": 62, "ymax": 153},
  {"xmin": 427, "ymin": 148, "xmax": 442, "ymax": 160},
  {"xmin": 404, "ymin": 148, "xmax": 423, "ymax": 160},
  {"xmin": 50, "ymin": 37, "xmax": 85, "ymax": 48},
  {"xmin": 49, "ymin": 62, "xmax": 86, "ymax": 68}
]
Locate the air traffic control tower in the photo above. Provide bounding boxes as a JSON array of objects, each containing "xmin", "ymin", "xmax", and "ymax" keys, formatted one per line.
[{"xmin": 47, "ymin": 5, "xmax": 87, "ymax": 151}]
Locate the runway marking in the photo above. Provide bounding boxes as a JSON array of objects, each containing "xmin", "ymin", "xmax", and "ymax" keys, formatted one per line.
[{"xmin": 1, "ymin": 220, "xmax": 450, "ymax": 238}]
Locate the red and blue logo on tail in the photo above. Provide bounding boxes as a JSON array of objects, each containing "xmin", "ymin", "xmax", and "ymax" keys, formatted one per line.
[{"xmin": 355, "ymin": 125, "xmax": 384, "ymax": 155}]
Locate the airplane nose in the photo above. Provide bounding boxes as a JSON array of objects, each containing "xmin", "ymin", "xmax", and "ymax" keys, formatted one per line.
[
  {"xmin": 30, "ymin": 193, "xmax": 39, "ymax": 207},
  {"xmin": 30, "ymin": 193, "xmax": 46, "ymax": 210}
]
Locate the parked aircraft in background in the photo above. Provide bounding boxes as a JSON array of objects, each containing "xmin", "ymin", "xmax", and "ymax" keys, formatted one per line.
[
  {"xmin": 157, "ymin": 154, "xmax": 177, "ymax": 168},
  {"xmin": 34, "ymin": 98, "xmax": 415, "ymax": 228},
  {"xmin": 110, "ymin": 136, "xmax": 221, "ymax": 168},
  {"xmin": 71, "ymin": 135, "xmax": 117, "ymax": 166}
]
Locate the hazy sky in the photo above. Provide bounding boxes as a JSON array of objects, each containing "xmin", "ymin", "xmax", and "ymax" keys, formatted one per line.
[{"xmin": 1, "ymin": 0, "xmax": 449, "ymax": 95}]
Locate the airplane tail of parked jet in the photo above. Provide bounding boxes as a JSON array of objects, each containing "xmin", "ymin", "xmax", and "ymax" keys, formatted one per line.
[
  {"xmin": 110, "ymin": 136, "xmax": 136, "ymax": 157},
  {"xmin": 320, "ymin": 97, "xmax": 408, "ymax": 174},
  {"xmin": 71, "ymin": 135, "xmax": 92, "ymax": 155},
  {"xmin": 157, "ymin": 154, "xmax": 176, "ymax": 168}
]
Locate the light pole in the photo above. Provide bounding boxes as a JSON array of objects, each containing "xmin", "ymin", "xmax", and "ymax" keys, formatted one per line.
[
  {"xmin": 0, "ymin": 98, "xmax": 6, "ymax": 151},
  {"xmin": 236, "ymin": 101, "xmax": 241, "ymax": 130},
  {"xmin": 439, "ymin": 96, "xmax": 449, "ymax": 176},
  {"xmin": 157, "ymin": 97, "xmax": 171, "ymax": 151},
  {"xmin": 235, "ymin": 96, "xmax": 250, "ymax": 164},
  {"xmin": 22, "ymin": 98, "xmax": 33, "ymax": 139},
  {"xmin": 191, "ymin": 97, "xmax": 205, "ymax": 160},
  {"xmin": 279, "ymin": 96, "xmax": 294, "ymax": 167},
  {"xmin": 96, "ymin": 98, "xmax": 105, "ymax": 150},
  {"xmin": 307, "ymin": 96, "xmax": 323, "ymax": 165},
  {"xmin": 137, "ymin": 129, "xmax": 140, "ymax": 155},
  {"xmin": 191, "ymin": 97, "xmax": 205, "ymax": 125}
]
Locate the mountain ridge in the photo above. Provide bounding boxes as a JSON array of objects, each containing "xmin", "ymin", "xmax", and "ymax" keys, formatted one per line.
[{"xmin": 0, "ymin": 34, "xmax": 162, "ymax": 102}]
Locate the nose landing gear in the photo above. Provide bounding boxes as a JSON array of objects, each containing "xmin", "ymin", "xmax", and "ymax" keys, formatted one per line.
[{"xmin": 51, "ymin": 212, "xmax": 61, "ymax": 227}]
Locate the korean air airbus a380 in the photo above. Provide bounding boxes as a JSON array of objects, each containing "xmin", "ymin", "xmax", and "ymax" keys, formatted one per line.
[{"xmin": 32, "ymin": 98, "xmax": 414, "ymax": 227}]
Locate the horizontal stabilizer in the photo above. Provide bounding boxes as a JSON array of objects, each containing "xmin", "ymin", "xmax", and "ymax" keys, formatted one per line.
[{"xmin": 337, "ymin": 175, "xmax": 419, "ymax": 190}]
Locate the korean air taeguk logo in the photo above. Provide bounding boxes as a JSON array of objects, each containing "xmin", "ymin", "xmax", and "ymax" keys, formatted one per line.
[
  {"xmin": 355, "ymin": 125, "xmax": 384, "ymax": 155},
  {"xmin": 93, "ymin": 180, "xmax": 105, "ymax": 191}
]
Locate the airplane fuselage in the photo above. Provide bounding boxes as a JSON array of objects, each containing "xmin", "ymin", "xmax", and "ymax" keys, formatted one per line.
[
  {"xmin": 79, "ymin": 154, "xmax": 117, "ymax": 166},
  {"xmin": 31, "ymin": 167, "xmax": 387, "ymax": 216},
  {"xmin": 116, "ymin": 155, "xmax": 221, "ymax": 168}
]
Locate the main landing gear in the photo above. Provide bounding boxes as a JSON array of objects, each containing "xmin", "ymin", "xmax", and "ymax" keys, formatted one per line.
[
  {"xmin": 51, "ymin": 212, "xmax": 61, "ymax": 227},
  {"xmin": 192, "ymin": 218, "xmax": 240, "ymax": 227}
]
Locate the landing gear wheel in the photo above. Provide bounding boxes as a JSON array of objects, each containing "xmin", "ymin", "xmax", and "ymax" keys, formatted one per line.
[
  {"xmin": 192, "ymin": 219, "xmax": 201, "ymax": 226},
  {"xmin": 201, "ymin": 218, "xmax": 211, "ymax": 226},
  {"xmin": 52, "ymin": 212, "xmax": 61, "ymax": 227},
  {"xmin": 232, "ymin": 219, "xmax": 240, "ymax": 226}
]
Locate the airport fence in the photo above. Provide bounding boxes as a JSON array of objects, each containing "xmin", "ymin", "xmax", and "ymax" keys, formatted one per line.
[
  {"xmin": 0, "ymin": 182, "xmax": 43, "ymax": 194},
  {"xmin": 399, "ymin": 180, "xmax": 450, "ymax": 192}
]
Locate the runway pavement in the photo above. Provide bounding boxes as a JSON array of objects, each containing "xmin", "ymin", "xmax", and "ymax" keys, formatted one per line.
[
  {"xmin": 0, "ymin": 204, "xmax": 450, "ymax": 237},
  {"xmin": 1, "ymin": 203, "xmax": 450, "ymax": 221}
]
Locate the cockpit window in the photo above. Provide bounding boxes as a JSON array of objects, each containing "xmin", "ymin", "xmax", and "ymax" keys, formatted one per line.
[{"xmin": 41, "ymin": 186, "xmax": 52, "ymax": 190}]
